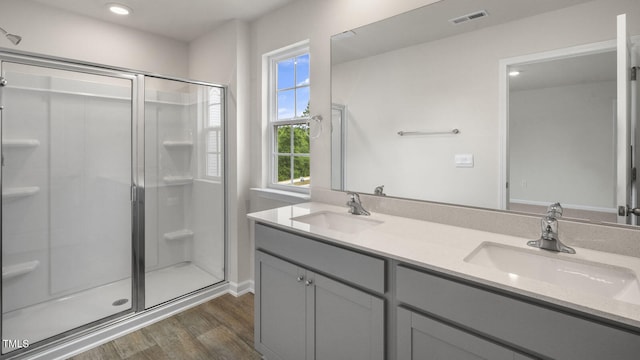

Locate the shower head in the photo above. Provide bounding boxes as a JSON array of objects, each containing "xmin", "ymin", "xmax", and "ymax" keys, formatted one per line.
[
  {"xmin": 0, "ymin": 27, "xmax": 21, "ymax": 45},
  {"xmin": 6, "ymin": 33, "xmax": 21, "ymax": 45}
]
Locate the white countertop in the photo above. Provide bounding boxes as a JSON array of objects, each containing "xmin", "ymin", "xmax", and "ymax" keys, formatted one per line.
[{"xmin": 248, "ymin": 202, "xmax": 640, "ymax": 329}]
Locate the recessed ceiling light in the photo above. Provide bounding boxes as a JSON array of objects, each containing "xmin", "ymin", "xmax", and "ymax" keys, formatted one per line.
[
  {"xmin": 509, "ymin": 70, "xmax": 521, "ymax": 77},
  {"xmin": 108, "ymin": 3, "xmax": 132, "ymax": 16}
]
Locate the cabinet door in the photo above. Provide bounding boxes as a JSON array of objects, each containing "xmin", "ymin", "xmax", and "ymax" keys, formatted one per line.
[
  {"xmin": 397, "ymin": 308, "xmax": 517, "ymax": 360},
  {"xmin": 309, "ymin": 272, "xmax": 384, "ymax": 360},
  {"xmin": 255, "ymin": 251, "xmax": 307, "ymax": 360}
]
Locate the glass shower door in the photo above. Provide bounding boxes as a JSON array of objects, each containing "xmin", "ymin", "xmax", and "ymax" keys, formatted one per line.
[
  {"xmin": 144, "ymin": 77, "xmax": 225, "ymax": 308},
  {"xmin": 1, "ymin": 61, "xmax": 134, "ymax": 353}
]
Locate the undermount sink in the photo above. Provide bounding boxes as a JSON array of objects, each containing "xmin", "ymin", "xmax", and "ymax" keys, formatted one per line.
[
  {"xmin": 464, "ymin": 242, "xmax": 640, "ymax": 305},
  {"xmin": 290, "ymin": 211, "xmax": 383, "ymax": 234}
]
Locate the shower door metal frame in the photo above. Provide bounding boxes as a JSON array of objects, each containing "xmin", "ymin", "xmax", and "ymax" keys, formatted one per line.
[
  {"xmin": 133, "ymin": 74, "xmax": 146, "ymax": 311},
  {"xmin": 0, "ymin": 52, "xmax": 141, "ymax": 358}
]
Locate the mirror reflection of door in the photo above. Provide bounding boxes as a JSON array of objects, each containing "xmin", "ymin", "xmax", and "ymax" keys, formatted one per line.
[{"xmin": 507, "ymin": 49, "xmax": 619, "ymax": 223}]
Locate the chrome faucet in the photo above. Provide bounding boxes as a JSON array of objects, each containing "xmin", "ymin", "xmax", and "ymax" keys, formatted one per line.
[
  {"xmin": 346, "ymin": 192, "xmax": 370, "ymax": 216},
  {"xmin": 527, "ymin": 202, "xmax": 575, "ymax": 254},
  {"xmin": 374, "ymin": 185, "xmax": 386, "ymax": 196}
]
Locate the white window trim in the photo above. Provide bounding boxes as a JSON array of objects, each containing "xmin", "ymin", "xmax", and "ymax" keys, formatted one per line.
[{"xmin": 265, "ymin": 41, "xmax": 310, "ymax": 194}]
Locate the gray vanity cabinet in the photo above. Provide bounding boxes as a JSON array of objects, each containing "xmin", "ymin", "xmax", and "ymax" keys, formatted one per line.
[
  {"xmin": 310, "ymin": 267, "xmax": 384, "ymax": 360},
  {"xmin": 253, "ymin": 222, "xmax": 640, "ymax": 360},
  {"xmin": 254, "ymin": 224, "xmax": 385, "ymax": 360},
  {"xmin": 396, "ymin": 264, "xmax": 640, "ymax": 360},
  {"xmin": 397, "ymin": 307, "xmax": 529, "ymax": 360},
  {"xmin": 255, "ymin": 251, "xmax": 307, "ymax": 360}
]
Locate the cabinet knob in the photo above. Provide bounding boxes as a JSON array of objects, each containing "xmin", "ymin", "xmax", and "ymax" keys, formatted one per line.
[
  {"xmin": 296, "ymin": 276, "xmax": 304, "ymax": 282},
  {"xmin": 305, "ymin": 279, "xmax": 313, "ymax": 286}
]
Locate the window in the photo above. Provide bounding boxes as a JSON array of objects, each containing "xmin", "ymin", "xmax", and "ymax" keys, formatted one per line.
[
  {"xmin": 205, "ymin": 87, "xmax": 223, "ymax": 180},
  {"xmin": 268, "ymin": 45, "xmax": 310, "ymax": 191}
]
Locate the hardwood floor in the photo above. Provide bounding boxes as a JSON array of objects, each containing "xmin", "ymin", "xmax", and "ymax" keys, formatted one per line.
[{"xmin": 69, "ymin": 293, "xmax": 262, "ymax": 360}]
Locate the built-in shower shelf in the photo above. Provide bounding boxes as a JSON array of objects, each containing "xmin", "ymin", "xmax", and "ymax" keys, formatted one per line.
[
  {"xmin": 2, "ymin": 139, "xmax": 40, "ymax": 148},
  {"xmin": 163, "ymin": 176, "xmax": 193, "ymax": 186},
  {"xmin": 2, "ymin": 186, "xmax": 40, "ymax": 199},
  {"xmin": 164, "ymin": 229, "xmax": 194, "ymax": 241},
  {"xmin": 3, "ymin": 260, "xmax": 40, "ymax": 280},
  {"xmin": 163, "ymin": 140, "xmax": 193, "ymax": 148}
]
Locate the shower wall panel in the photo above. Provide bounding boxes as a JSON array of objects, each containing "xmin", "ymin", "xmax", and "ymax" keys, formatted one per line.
[
  {"xmin": 48, "ymin": 91, "xmax": 131, "ymax": 295},
  {"xmin": 2, "ymin": 72, "xmax": 50, "ymax": 312},
  {"xmin": 2, "ymin": 70, "xmax": 133, "ymax": 311},
  {"xmin": 192, "ymin": 179, "xmax": 224, "ymax": 279},
  {"xmin": 145, "ymin": 90, "xmax": 196, "ymax": 270},
  {"xmin": 2, "ymin": 62, "xmax": 134, "ymax": 352}
]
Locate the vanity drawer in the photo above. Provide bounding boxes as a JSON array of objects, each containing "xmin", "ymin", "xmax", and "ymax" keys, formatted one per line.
[
  {"xmin": 255, "ymin": 223, "xmax": 385, "ymax": 293},
  {"xmin": 396, "ymin": 264, "xmax": 640, "ymax": 360}
]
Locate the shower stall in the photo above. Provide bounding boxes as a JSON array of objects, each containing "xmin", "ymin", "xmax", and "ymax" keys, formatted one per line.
[{"xmin": 0, "ymin": 53, "xmax": 226, "ymax": 356}]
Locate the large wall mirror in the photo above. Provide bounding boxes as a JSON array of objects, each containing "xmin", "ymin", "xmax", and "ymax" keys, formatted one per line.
[{"xmin": 331, "ymin": 0, "xmax": 640, "ymax": 227}]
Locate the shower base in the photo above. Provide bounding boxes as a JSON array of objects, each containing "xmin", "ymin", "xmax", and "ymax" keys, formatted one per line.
[{"xmin": 2, "ymin": 262, "xmax": 222, "ymax": 353}]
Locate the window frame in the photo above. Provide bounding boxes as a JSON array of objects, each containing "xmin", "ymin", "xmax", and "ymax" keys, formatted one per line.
[{"xmin": 267, "ymin": 43, "xmax": 311, "ymax": 193}]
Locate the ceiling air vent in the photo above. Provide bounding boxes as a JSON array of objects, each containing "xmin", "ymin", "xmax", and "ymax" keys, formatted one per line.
[{"xmin": 449, "ymin": 10, "xmax": 489, "ymax": 25}]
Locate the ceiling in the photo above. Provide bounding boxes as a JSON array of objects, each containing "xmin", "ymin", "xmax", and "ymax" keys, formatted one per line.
[
  {"xmin": 29, "ymin": 0, "xmax": 298, "ymax": 42},
  {"xmin": 509, "ymin": 50, "xmax": 616, "ymax": 91},
  {"xmin": 331, "ymin": 0, "xmax": 596, "ymax": 64}
]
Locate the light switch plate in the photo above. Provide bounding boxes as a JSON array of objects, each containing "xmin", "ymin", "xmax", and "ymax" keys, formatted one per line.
[{"xmin": 455, "ymin": 154, "xmax": 474, "ymax": 168}]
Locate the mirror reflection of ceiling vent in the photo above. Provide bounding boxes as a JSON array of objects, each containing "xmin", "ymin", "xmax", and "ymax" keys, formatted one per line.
[{"xmin": 449, "ymin": 10, "xmax": 489, "ymax": 25}]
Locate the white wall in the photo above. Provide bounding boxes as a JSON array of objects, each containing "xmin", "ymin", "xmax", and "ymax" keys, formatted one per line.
[
  {"xmin": 189, "ymin": 20, "xmax": 252, "ymax": 289},
  {"xmin": 333, "ymin": 47, "xmax": 497, "ymax": 207},
  {"xmin": 0, "ymin": 0, "xmax": 188, "ymax": 77},
  {"xmin": 509, "ymin": 81, "xmax": 617, "ymax": 210},
  {"xmin": 2, "ymin": 69, "xmax": 132, "ymax": 312}
]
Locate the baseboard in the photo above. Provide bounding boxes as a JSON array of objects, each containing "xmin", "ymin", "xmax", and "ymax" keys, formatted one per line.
[{"xmin": 228, "ymin": 280, "xmax": 255, "ymax": 296}]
